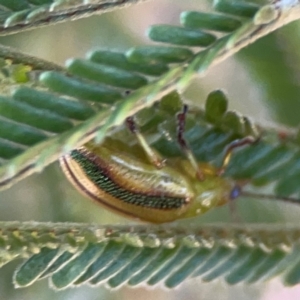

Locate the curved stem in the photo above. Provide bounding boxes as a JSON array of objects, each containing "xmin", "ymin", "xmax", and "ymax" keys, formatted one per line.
[{"xmin": 241, "ymin": 191, "xmax": 300, "ymax": 206}]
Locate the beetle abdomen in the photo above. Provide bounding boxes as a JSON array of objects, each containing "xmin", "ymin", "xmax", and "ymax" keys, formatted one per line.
[{"xmin": 60, "ymin": 145, "xmax": 194, "ymax": 223}]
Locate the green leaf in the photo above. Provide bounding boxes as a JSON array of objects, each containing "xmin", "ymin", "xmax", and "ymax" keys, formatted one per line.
[
  {"xmin": 205, "ymin": 90, "xmax": 228, "ymax": 124},
  {"xmin": 67, "ymin": 59, "xmax": 148, "ymax": 90},
  {"xmin": 148, "ymin": 25, "xmax": 216, "ymax": 47},
  {"xmin": 0, "ymin": 0, "xmax": 150, "ymax": 35},
  {"xmin": 0, "ymin": 222, "xmax": 297, "ymax": 288},
  {"xmin": 181, "ymin": 11, "xmax": 242, "ymax": 32},
  {"xmin": 126, "ymin": 46, "xmax": 194, "ymax": 64},
  {"xmin": 0, "ymin": 0, "xmax": 300, "ymax": 292},
  {"xmin": 1, "ymin": 0, "xmax": 296, "ymax": 190}
]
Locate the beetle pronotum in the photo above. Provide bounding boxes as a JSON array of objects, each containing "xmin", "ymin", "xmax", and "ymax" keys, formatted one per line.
[{"xmin": 59, "ymin": 103, "xmax": 260, "ymax": 223}]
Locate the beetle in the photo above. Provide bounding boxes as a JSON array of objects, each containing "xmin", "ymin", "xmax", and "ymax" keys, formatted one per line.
[{"xmin": 60, "ymin": 104, "xmax": 255, "ymax": 223}]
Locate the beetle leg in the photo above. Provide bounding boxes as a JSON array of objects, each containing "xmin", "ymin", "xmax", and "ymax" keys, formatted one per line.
[
  {"xmin": 125, "ymin": 116, "xmax": 166, "ymax": 168},
  {"xmin": 218, "ymin": 136, "xmax": 256, "ymax": 175},
  {"xmin": 177, "ymin": 105, "xmax": 205, "ymax": 181}
]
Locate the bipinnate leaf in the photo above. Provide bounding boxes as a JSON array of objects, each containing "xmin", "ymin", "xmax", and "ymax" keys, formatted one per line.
[
  {"xmin": 0, "ymin": 0, "xmax": 300, "ymax": 292},
  {"xmin": 1, "ymin": 0, "xmax": 300, "ymax": 191},
  {"xmin": 0, "ymin": 222, "xmax": 296, "ymax": 289}
]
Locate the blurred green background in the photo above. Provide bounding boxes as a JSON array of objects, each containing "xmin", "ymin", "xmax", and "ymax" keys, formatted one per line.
[{"xmin": 1, "ymin": 0, "xmax": 300, "ymax": 299}]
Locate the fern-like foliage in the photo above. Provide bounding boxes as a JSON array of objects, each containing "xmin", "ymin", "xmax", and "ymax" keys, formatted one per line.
[
  {"xmin": 0, "ymin": 0, "xmax": 149, "ymax": 35},
  {"xmin": 0, "ymin": 0, "xmax": 300, "ymax": 291},
  {"xmin": 0, "ymin": 222, "xmax": 299, "ymax": 289},
  {"xmin": 0, "ymin": 0, "xmax": 298, "ymax": 189},
  {"xmin": 1, "ymin": 88, "xmax": 300, "ymax": 289}
]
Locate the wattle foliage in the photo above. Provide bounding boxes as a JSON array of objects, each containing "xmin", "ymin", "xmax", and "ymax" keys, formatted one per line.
[{"xmin": 0, "ymin": 0, "xmax": 299, "ymax": 290}]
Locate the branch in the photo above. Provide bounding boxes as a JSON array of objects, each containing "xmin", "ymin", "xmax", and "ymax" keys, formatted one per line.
[{"xmin": 0, "ymin": 0, "xmax": 151, "ymax": 36}]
